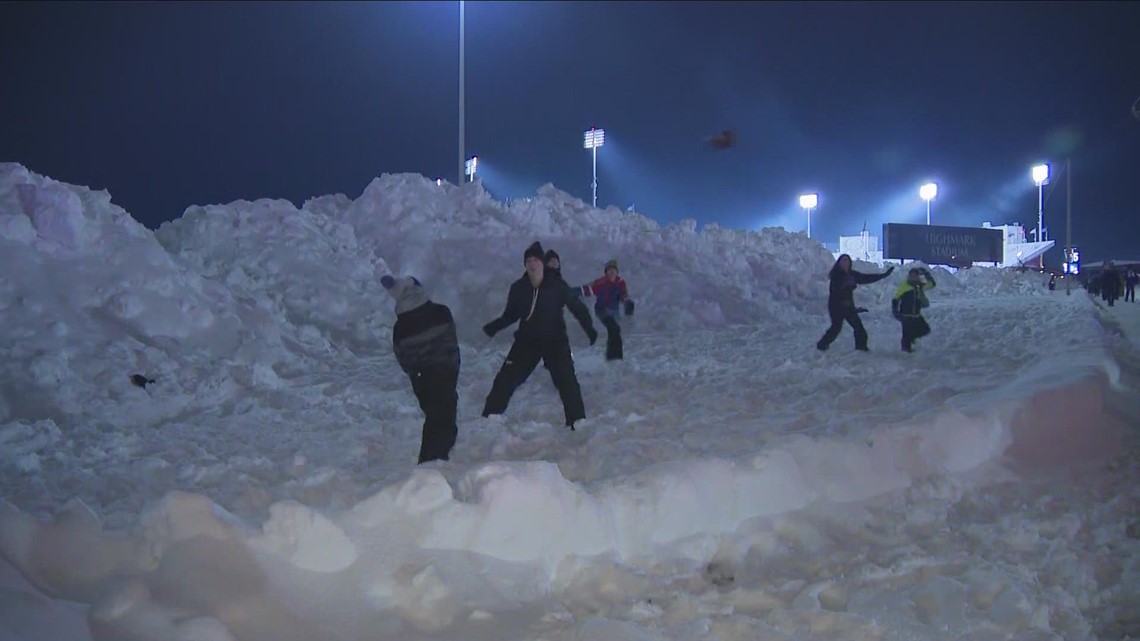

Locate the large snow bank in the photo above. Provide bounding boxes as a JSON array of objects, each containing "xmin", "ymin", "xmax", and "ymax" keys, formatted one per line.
[
  {"xmin": 0, "ymin": 164, "xmax": 291, "ymax": 430},
  {"xmin": 0, "ymin": 163, "xmax": 1135, "ymax": 641},
  {"xmin": 159, "ymin": 174, "xmax": 843, "ymax": 339}
]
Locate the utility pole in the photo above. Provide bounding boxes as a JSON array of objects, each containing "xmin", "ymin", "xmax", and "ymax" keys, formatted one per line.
[
  {"xmin": 1065, "ymin": 157, "xmax": 1072, "ymax": 295},
  {"xmin": 458, "ymin": 1, "xmax": 465, "ymax": 186}
]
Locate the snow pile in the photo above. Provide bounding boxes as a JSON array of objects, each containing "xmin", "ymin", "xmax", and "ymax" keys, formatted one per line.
[
  {"xmin": 155, "ymin": 197, "xmax": 392, "ymax": 353},
  {"xmin": 846, "ymin": 258, "xmax": 1052, "ymax": 312},
  {"xmin": 0, "ymin": 164, "xmax": 1137, "ymax": 641},
  {"xmin": 0, "ymin": 164, "xmax": 291, "ymax": 429},
  {"xmin": 159, "ymin": 173, "xmax": 841, "ymax": 339}
]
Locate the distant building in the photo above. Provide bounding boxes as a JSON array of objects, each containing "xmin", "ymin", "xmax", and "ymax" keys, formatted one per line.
[{"xmin": 830, "ymin": 222, "xmax": 1054, "ymax": 268}]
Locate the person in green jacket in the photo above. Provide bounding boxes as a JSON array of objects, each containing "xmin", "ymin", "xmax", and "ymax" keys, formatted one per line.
[{"xmin": 892, "ymin": 267, "xmax": 936, "ymax": 353}]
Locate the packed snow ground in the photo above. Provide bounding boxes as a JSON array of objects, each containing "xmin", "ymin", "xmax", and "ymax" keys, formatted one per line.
[{"xmin": 0, "ymin": 164, "xmax": 1138, "ymax": 641}]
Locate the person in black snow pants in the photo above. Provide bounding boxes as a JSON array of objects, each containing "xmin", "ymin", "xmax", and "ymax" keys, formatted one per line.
[
  {"xmin": 543, "ymin": 249, "xmax": 580, "ymax": 298},
  {"xmin": 816, "ymin": 254, "xmax": 894, "ymax": 352},
  {"xmin": 892, "ymin": 267, "xmax": 936, "ymax": 352},
  {"xmin": 482, "ymin": 241, "xmax": 599, "ymax": 429},
  {"xmin": 1126, "ymin": 268, "xmax": 1138, "ymax": 303},
  {"xmin": 382, "ymin": 275, "xmax": 461, "ymax": 464},
  {"xmin": 580, "ymin": 259, "xmax": 633, "ymax": 361},
  {"xmin": 1102, "ymin": 262, "xmax": 1122, "ymax": 307}
]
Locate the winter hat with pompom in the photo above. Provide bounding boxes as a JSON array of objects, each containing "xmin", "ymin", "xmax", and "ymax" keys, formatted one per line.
[{"xmin": 382, "ymin": 275, "xmax": 428, "ymax": 315}]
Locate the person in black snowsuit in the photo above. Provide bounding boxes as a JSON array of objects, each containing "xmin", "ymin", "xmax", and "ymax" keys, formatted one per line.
[
  {"xmin": 816, "ymin": 254, "xmax": 894, "ymax": 352},
  {"xmin": 1102, "ymin": 262, "xmax": 1122, "ymax": 307},
  {"xmin": 1126, "ymin": 268, "xmax": 1138, "ymax": 303},
  {"xmin": 482, "ymin": 241, "xmax": 598, "ymax": 429},
  {"xmin": 543, "ymin": 249, "xmax": 580, "ymax": 298},
  {"xmin": 382, "ymin": 275, "xmax": 460, "ymax": 464}
]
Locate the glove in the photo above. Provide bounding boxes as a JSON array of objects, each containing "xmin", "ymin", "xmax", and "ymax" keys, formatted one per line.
[
  {"xmin": 482, "ymin": 322, "xmax": 496, "ymax": 338},
  {"xmin": 623, "ymin": 299, "xmax": 635, "ymax": 316},
  {"xmin": 855, "ymin": 306, "xmax": 869, "ymax": 314},
  {"xmin": 586, "ymin": 327, "xmax": 598, "ymax": 345}
]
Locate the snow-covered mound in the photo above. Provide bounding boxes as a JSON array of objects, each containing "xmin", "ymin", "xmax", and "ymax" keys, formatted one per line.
[
  {"xmin": 845, "ymin": 258, "xmax": 1052, "ymax": 313},
  {"xmin": 0, "ymin": 164, "xmax": 292, "ymax": 431},
  {"xmin": 1, "ymin": 163, "xmax": 1136, "ymax": 641},
  {"xmin": 155, "ymin": 197, "xmax": 393, "ymax": 354},
  {"xmin": 156, "ymin": 174, "xmax": 840, "ymax": 342}
]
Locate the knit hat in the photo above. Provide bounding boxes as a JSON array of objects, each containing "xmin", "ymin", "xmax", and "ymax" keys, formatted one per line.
[
  {"xmin": 604, "ymin": 259, "xmax": 619, "ymax": 273},
  {"xmin": 382, "ymin": 275, "xmax": 429, "ymax": 315},
  {"xmin": 544, "ymin": 249, "xmax": 560, "ymax": 264},
  {"xmin": 524, "ymin": 241, "xmax": 545, "ymax": 262}
]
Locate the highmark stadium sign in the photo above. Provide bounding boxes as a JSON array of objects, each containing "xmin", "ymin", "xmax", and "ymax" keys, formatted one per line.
[{"xmin": 882, "ymin": 223, "xmax": 1004, "ymax": 265}]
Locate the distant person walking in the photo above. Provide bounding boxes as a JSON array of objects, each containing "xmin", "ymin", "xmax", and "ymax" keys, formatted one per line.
[
  {"xmin": 816, "ymin": 254, "xmax": 894, "ymax": 352},
  {"xmin": 1126, "ymin": 268, "xmax": 1137, "ymax": 303},
  {"xmin": 1102, "ymin": 262, "xmax": 1123, "ymax": 307}
]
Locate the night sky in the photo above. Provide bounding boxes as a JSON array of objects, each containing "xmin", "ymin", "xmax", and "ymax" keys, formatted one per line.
[{"xmin": 3, "ymin": 1, "xmax": 1138, "ymax": 264}]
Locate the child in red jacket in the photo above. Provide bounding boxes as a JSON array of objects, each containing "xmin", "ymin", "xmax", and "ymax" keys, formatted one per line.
[{"xmin": 580, "ymin": 259, "xmax": 633, "ymax": 360}]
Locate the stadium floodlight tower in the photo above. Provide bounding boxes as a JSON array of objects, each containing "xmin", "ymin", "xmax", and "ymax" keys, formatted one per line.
[
  {"xmin": 798, "ymin": 193, "xmax": 818, "ymax": 238},
  {"xmin": 1032, "ymin": 163, "xmax": 1049, "ymax": 242},
  {"xmin": 584, "ymin": 127, "xmax": 605, "ymax": 208},
  {"xmin": 458, "ymin": 1, "xmax": 466, "ymax": 187},
  {"xmin": 465, "ymin": 156, "xmax": 478, "ymax": 182},
  {"xmin": 919, "ymin": 182, "xmax": 938, "ymax": 225}
]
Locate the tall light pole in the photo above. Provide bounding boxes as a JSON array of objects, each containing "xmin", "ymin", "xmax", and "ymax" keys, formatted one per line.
[
  {"xmin": 1065, "ymin": 158, "xmax": 1072, "ymax": 295},
  {"xmin": 1032, "ymin": 163, "xmax": 1049, "ymax": 243},
  {"xmin": 465, "ymin": 156, "xmax": 478, "ymax": 182},
  {"xmin": 584, "ymin": 127, "xmax": 605, "ymax": 208},
  {"xmin": 920, "ymin": 182, "xmax": 938, "ymax": 225},
  {"xmin": 458, "ymin": 1, "xmax": 465, "ymax": 186},
  {"xmin": 799, "ymin": 193, "xmax": 818, "ymax": 238}
]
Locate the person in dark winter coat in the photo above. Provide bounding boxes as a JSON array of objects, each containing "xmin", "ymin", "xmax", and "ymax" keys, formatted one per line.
[
  {"xmin": 1101, "ymin": 262, "xmax": 1122, "ymax": 307},
  {"xmin": 1126, "ymin": 268, "xmax": 1138, "ymax": 303},
  {"xmin": 580, "ymin": 259, "xmax": 632, "ymax": 361},
  {"xmin": 544, "ymin": 249, "xmax": 582, "ymax": 299},
  {"xmin": 892, "ymin": 267, "xmax": 936, "ymax": 353},
  {"xmin": 381, "ymin": 275, "xmax": 461, "ymax": 464},
  {"xmin": 482, "ymin": 241, "xmax": 598, "ymax": 429},
  {"xmin": 816, "ymin": 254, "xmax": 894, "ymax": 352}
]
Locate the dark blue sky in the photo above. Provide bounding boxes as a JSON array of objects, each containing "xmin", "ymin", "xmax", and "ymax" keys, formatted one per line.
[{"xmin": 3, "ymin": 1, "xmax": 1138, "ymax": 263}]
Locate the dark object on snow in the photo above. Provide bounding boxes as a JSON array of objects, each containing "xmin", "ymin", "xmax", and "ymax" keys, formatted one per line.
[
  {"xmin": 130, "ymin": 374, "xmax": 155, "ymax": 389},
  {"xmin": 705, "ymin": 129, "xmax": 737, "ymax": 150},
  {"xmin": 854, "ymin": 306, "xmax": 869, "ymax": 314},
  {"xmin": 624, "ymin": 299, "xmax": 635, "ymax": 316}
]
